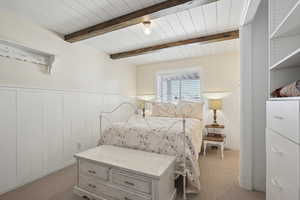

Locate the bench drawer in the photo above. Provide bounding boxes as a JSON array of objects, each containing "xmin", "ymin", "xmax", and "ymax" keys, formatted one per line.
[
  {"xmin": 266, "ymin": 129, "xmax": 300, "ymax": 200},
  {"xmin": 111, "ymin": 169, "xmax": 152, "ymax": 194},
  {"xmin": 267, "ymin": 101, "xmax": 299, "ymax": 143},
  {"xmin": 79, "ymin": 175, "xmax": 99, "ymax": 195},
  {"xmin": 79, "ymin": 159, "xmax": 109, "ymax": 181},
  {"xmin": 79, "ymin": 175, "xmax": 150, "ymax": 200},
  {"xmin": 74, "ymin": 186, "xmax": 112, "ymax": 200}
]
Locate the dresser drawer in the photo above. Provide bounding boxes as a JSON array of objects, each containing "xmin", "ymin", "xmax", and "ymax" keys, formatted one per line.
[
  {"xmin": 266, "ymin": 129, "xmax": 300, "ymax": 200},
  {"xmin": 111, "ymin": 169, "xmax": 152, "ymax": 194},
  {"xmin": 79, "ymin": 175, "xmax": 151, "ymax": 200},
  {"xmin": 267, "ymin": 101, "xmax": 300, "ymax": 143},
  {"xmin": 79, "ymin": 159, "xmax": 109, "ymax": 181}
]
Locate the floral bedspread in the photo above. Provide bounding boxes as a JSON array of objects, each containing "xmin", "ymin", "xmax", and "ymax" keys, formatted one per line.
[{"xmin": 98, "ymin": 115, "xmax": 203, "ymax": 192}]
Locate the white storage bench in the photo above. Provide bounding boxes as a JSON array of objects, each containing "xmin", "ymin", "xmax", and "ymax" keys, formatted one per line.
[{"xmin": 73, "ymin": 145, "xmax": 177, "ymax": 200}]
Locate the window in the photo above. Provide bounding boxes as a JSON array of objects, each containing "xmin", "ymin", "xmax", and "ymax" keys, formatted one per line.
[{"xmin": 157, "ymin": 71, "xmax": 201, "ymax": 102}]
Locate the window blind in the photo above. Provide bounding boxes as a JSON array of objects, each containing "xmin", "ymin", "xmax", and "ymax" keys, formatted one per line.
[{"xmin": 157, "ymin": 72, "xmax": 201, "ymax": 102}]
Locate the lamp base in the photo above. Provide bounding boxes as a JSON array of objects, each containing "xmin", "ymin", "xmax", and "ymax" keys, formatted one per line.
[{"xmin": 213, "ymin": 109, "xmax": 218, "ymax": 125}]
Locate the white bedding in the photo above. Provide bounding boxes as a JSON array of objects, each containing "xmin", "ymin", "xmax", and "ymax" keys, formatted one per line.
[{"xmin": 98, "ymin": 115, "xmax": 203, "ymax": 192}]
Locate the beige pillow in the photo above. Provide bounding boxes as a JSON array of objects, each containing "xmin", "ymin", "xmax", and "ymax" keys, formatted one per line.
[
  {"xmin": 151, "ymin": 102, "xmax": 177, "ymax": 117},
  {"xmin": 176, "ymin": 101, "xmax": 203, "ymax": 120}
]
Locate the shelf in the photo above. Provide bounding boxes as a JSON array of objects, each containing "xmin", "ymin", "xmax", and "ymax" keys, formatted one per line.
[
  {"xmin": 270, "ymin": 47, "xmax": 300, "ymax": 70},
  {"xmin": 269, "ymin": 0, "xmax": 300, "ymax": 102},
  {"xmin": 270, "ymin": 0, "xmax": 300, "ymax": 39},
  {"xmin": 269, "ymin": 97, "xmax": 300, "ymax": 101},
  {"xmin": 0, "ymin": 39, "xmax": 55, "ymax": 74}
]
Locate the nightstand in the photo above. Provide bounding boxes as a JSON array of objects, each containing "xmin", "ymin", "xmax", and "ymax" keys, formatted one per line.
[{"xmin": 203, "ymin": 124, "xmax": 226, "ymax": 159}]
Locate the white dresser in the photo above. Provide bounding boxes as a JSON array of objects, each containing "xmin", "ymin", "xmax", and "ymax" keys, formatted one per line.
[
  {"xmin": 266, "ymin": 100, "xmax": 300, "ymax": 200},
  {"xmin": 73, "ymin": 145, "xmax": 177, "ymax": 200}
]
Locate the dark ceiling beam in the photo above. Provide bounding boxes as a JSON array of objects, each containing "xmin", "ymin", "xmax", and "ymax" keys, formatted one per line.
[
  {"xmin": 64, "ymin": 0, "xmax": 218, "ymax": 43},
  {"xmin": 110, "ymin": 30, "xmax": 239, "ymax": 59}
]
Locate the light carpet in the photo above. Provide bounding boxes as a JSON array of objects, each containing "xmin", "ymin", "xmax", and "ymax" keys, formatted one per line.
[{"xmin": 0, "ymin": 149, "xmax": 265, "ymax": 200}]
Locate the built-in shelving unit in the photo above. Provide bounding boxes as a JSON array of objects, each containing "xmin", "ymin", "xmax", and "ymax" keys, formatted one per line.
[
  {"xmin": 267, "ymin": 2, "xmax": 300, "ymax": 200},
  {"xmin": 270, "ymin": 48, "xmax": 300, "ymax": 70},
  {"xmin": 269, "ymin": 96, "xmax": 300, "ymax": 101},
  {"xmin": 270, "ymin": 0, "xmax": 300, "ymax": 39},
  {"xmin": 0, "ymin": 39, "xmax": 55, "ymax": 74},
  {"xmin": 269, "ymin": 0, "xmax": 300, "ymax": 98}
]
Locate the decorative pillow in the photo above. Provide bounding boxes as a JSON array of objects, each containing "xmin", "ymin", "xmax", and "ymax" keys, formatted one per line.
[
  {"xmin": 176, "ymin": 101, "xmax": 203, "ymax": 120},
  {"xmin": 271, "ymin": 80, "xmax": 300, "ymax": 97},
  {"xmin": 151, "ymin": 102, "xmax": 177, "ymax": 117}
]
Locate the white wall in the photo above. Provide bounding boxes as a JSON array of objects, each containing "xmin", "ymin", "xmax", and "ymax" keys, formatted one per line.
[
  {"xmin": 239, "ymin": 23, "xmax": 253, "ymax": 190},
  {"xmin": 0, "ymin": 10, "xmax": 136, "ymax": 96},
  {"xmin": 240, "ymin": 0, "xmax": 268, "ymax": 192},
  {"xmin": 0, "ymin": 10, "xmax": 136, "ymax": 194},
  {"xmin": 136, "ymin": 52, "xmax": 241, "ymax": 150}
]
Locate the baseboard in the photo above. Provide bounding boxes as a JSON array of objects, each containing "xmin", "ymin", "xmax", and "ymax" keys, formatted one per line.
[{"xmin": 239, "ymin": 176, "xmax": 253, "ymax": 191}]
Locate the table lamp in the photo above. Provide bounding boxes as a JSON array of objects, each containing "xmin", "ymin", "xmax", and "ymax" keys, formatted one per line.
[
  {"xmin": 203, "ymin": 91, "xmax": 230, "ymax": 126},
  {"xmin": 137, "ymin": 99, "xmax": 146, "ymax": 118},
  {"xmin": 209, "ymin": 99, "xmax": 222, "ymax": 126},
  {"xmin": 136, "ymin": 95, "xmax": 155, "ymax": 118}
]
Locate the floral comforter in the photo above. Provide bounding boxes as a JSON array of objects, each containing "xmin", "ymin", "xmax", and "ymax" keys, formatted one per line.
[{"xmin": 98, "ymin": 115, "xmax": 203, "ymax": 192}]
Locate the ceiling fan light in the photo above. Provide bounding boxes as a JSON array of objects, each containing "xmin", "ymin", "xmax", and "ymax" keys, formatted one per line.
[
  {"xmin": 144, "ymin": 28, "xmax": 151, "ymax": 35},
  {"xmin": 143, "ymin": 21, "xmax": 152, "ymax": 35}
]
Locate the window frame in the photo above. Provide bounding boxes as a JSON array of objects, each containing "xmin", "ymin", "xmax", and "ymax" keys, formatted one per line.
[{"xmin": 156, "ymin": 69, "xmax": 201, "ymax": 102}]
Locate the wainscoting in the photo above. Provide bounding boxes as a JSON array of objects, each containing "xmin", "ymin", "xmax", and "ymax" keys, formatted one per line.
[{"xmin": 0, "ymin": 86, "xmax": 131, "ymax": 194}]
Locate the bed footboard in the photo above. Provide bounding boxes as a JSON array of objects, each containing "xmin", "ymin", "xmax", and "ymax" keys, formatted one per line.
[{"xmin": 99, "ymin": 102, "xmax": 188, "ymax": 200}]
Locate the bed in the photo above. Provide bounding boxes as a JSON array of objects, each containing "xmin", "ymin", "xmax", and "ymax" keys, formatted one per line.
[{"xmin": 98, "ymin": 102, "xmax": 203, "ymax": 197}]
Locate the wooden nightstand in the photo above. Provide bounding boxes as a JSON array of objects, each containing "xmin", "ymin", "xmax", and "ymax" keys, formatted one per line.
[{"xmin": 203, "ymin": 124, "xmax": 226, "ymax": 159}]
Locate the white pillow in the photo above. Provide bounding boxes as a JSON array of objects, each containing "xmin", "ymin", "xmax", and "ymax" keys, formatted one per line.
[
  {"xmin": 151, "ymin": 102, "xmax": 177, "ymax": 117},
  {"xmin": 176, "ymin": 101, "xmax": 203, "ymax": 120}
]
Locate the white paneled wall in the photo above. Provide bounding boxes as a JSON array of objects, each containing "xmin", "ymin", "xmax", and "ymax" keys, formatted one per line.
[
  {"xmin": 0, "ymin": 89, "xmax": 17, "ymax": 193},
  {"xmin": 44, "ymin": 92, "xmax": 64, "ymax": 174},
  {"xmin": 0, "ymin": 86, "xmax": 131, "ymax": 194}
]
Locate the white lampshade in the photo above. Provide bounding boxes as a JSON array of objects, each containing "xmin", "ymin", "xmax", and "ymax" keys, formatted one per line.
[
  {"xmin": 136, "ymin": 95, "xmax": 156, "ymax": 101},
  {"xmin": 136, "ymin": 95, "xmax": 155, "ymax": 113},
  {"xmin": 209, "ymin": 99, "xmax": 222, "ymax": 110},
  {"xmin": 202, "ymin": 91, "xmax": 231, "ymax": 99}
]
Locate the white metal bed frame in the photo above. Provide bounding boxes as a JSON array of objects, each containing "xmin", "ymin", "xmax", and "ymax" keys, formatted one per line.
[{"xmin": 99, "ymin": 102, "xmax": 188, "ymax": 200}]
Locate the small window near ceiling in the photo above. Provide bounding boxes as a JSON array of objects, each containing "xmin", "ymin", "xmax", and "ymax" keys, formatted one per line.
[{"xmin": 157, "ymin": 71, "xmax": 201, "ymax": 102}]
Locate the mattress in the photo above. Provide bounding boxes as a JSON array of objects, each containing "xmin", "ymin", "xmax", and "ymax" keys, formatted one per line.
[{"xmin": 98, "ymin": 115, "xmax": 203, "ymax": 192}]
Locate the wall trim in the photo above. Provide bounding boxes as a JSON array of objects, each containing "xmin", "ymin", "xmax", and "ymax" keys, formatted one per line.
[{"xmin": 0, "ymin": 84, "xmax": 126, "ymax": 96}]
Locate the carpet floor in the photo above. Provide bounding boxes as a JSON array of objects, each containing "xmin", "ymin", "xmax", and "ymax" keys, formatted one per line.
[{"xmin": 0, "ymin": 149, "xmax": 265, "ymax": 200}]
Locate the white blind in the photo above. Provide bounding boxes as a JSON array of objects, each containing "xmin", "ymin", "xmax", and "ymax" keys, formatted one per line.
[{"xmin": 158, "ymin": 72, "xmax": 201, "ymax": 102}]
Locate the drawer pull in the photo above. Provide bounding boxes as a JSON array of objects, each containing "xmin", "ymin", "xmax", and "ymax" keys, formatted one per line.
[
  {"xmin": 124, "ymin": 181, "xmax": 135, "ymax": 186},
  {"xmin": 88, "ymin": 183, "xmax": 96, "ymax": 189},
  {"xmin": 273, "ymin": 115, "xmax": 284, "ymax": 120},
  {"xmin": 88, "ymin": 170, "xmax": 96, "ymax": 174},
  {"xmin": 271, "ymin": 146, "xmax": 284, "ymax": 156},
  {"xmin": 271, "ymin": 179, "xmax": 282, "ymax": 191},
  {"xmin": 124, "ymin": 197, "xmax": 133, "ymax": 200}
]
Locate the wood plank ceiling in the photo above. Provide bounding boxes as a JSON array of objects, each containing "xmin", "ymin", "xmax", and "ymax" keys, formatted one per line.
[{"xmin": 0, "ymin": 0, "xmax": 246, "ymax": 65}]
